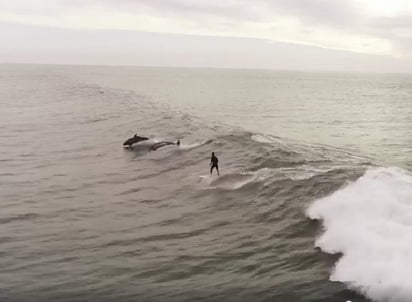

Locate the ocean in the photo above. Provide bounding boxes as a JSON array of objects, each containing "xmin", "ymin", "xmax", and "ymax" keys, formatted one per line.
[{"xmin": 1, "ymin": 64, "xmax": 411, "ymax": 302}]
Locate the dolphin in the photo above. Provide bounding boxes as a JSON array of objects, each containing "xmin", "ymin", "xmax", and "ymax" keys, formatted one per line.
[
  {"xmin": 150, "ymin": 140, "xmax": 180, "ymax": 151},
  {"xmin": 123, "ymin": 134, "xmax": 149, "ymax": 147}
]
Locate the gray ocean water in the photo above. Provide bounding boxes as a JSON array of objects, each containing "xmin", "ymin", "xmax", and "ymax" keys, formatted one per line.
[{"xmin": 1, "ymin": 64, "xmax": 412, "ymax": 302}]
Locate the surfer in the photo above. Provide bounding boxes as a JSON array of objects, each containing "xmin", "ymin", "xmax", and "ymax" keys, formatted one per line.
[
  {"xmin": 123, "ymin": 134, "xmax": 149, "ymax": 148},
  {"xmin": 150, "ymin": 140, "xmax": 180, "ymax": 151},
  {"xmin": 210, "ymin": 152, "xmax": 219, "ymax": 176}
]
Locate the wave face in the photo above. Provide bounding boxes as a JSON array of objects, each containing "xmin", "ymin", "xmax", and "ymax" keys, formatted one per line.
[{"xmin": 307, "ymin": 167, "xmax": 412, "ymax": 302}]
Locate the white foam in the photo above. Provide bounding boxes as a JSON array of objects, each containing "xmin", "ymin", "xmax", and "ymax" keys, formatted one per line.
[
  {"xmin": 251, "ymin": 133, "xmax": 281, "ymax": 144},
  {"xmin": 210, "ymin": 173, "xmax": 256, "ymax": 189},
  {"xmin": 307, "ymin": 167, "xmax": 412, "ymax": 302},
  {"xmin": 279, "ymin": 165, "xmax": 336, "ymax": 180},
  {"xmin": 198, "ymin": 168, "xmax": 271, "ymax": 190}
]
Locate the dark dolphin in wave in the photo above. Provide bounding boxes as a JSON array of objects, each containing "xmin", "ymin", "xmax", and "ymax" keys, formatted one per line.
[
  {"xmin": 150, "ymin": 140, "xmax": 180, "ymax": 151},
  {"xmin": 123, "ymin": 134, "xmax": 149, "ymax": 147}
]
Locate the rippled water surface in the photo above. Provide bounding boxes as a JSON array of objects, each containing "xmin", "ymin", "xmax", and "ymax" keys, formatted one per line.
[{"xmin": 1, "ymin": 64, "xmax": 411, "ymax": 302}]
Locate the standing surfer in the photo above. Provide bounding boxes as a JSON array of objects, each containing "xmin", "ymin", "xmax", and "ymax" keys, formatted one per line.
[{"xmin": 210, "ymin": 152, "xmax": 220, "ymax": 176}]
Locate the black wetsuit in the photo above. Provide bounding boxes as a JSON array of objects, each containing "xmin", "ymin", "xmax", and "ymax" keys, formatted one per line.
[{"xmin": 210, "ymin": 154, "xmax": 219, "ymax": 175}]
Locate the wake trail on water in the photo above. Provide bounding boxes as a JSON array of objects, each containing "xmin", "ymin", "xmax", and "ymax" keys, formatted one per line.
[{"xmin": 307, "ymin": 167, "xmax": 412, "ymax": 302}]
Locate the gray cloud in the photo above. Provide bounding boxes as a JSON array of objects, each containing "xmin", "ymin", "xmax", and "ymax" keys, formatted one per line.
[
  {"xmin": 264, "ymin": 0, "xmax": 360, "ymax": 27},
  {"xmin": 363, "ymin": 16, "xmax": 412, "ymax": 56},
  {"xmin": 3, "ymin": 0, "xmax": 412, "ymax": 58},
  {"xmin": 371, "ymin": 16, "xmax": 412, "ymax": 30},
  {"xmin": 91, "ymin": 0, "xmax": 360, "ymax": 27},
  {"xmin": 0, "ymin": 0, "xmax": 360, "ymax": 27},
  {"xmin": 0, "ymin": 0, "xmax": 378, "ymax": 33},
  {"xmin": 110, "ymin": 0, "xmax": 412, "ymax": 56},
  {"xmin": 93, "ymin": 0, "xmax": 260, "ymax": 21},
  {"xmin": 3, "ymin": 21, "xmax": 412, "ymax": 72}
]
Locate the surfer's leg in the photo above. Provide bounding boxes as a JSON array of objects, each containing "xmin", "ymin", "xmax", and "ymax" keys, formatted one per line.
[
  {"xmin": 216, "ymin": 166, "xmax": 220, "ymax": 176},
  {"xmin": 210, "ymin": 166, "xmax": 213, "ymax": 175}
]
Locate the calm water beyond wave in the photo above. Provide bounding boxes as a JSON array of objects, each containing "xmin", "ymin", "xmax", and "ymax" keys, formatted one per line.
[{"xmin": 1, "ymin": 64, "xmax": 412, "ymax": 302}]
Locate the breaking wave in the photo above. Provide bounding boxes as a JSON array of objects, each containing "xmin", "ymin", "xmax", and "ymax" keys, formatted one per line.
[{"xmin": 307, "ymin": 167, "xmax": 412, "ymax": 302}]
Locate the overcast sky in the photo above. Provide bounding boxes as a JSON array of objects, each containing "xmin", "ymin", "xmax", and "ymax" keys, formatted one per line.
[{"xmin": 2, "ymin": 0, "xmax": 412, "ymax": 71}]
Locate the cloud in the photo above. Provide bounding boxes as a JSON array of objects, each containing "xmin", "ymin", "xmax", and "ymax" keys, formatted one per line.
[
  {"xmin": 0, "ymin": 0, "xmax": 358, "ymax": 25},
  {"xmin": 265, "ymin": 0, "xmax": 360, "ymax": 27},
  {"xmin": 2, "ymin": 21, "xmax": 412, "ymax": 72},
  {"xmin": 91, "ymin": 0, "xmax": 360, "ymax": 27},
  {"xmin": 1, "ymin": 0, "xmax": 412, "ymax": 58}
]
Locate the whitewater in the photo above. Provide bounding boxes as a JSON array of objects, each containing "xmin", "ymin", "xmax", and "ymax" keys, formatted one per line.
[{"xmin": 308, "ymin": 167, "xmax": 412, "ymax": 302}]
